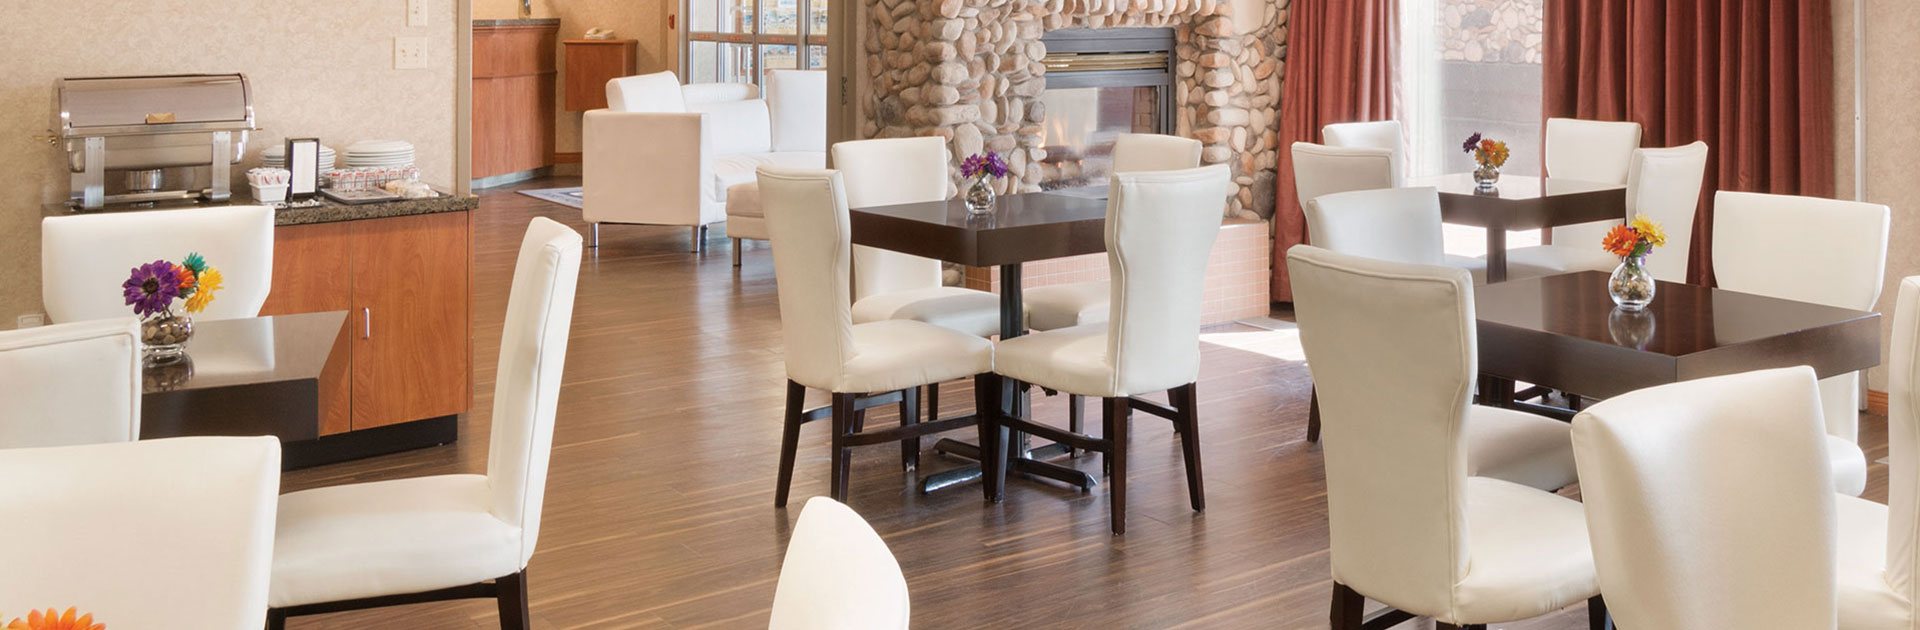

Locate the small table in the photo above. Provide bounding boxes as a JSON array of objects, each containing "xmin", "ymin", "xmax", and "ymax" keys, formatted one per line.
[
  {"xmin": 851, "ymin": 190, "xmax": 1109, "ymax": 493},
  {"xmin": 1411, "ymin": 174, "xmax": 1626, "ymax": 282},
  {"xmin": 1475, "ymin": 272, "xmax": 1881, "ymax": 415},
  {"xmin": 141, "ymin": 311, "xmax": 353, "ymax": 468}
]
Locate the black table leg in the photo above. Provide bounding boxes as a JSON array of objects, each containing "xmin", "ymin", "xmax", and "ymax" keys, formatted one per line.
[{"xmin": 1485, "ymin": 226, "xmax": 1509, "ymax": 283}]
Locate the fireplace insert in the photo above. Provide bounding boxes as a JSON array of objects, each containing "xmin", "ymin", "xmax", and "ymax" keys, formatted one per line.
[{"xmin": 1037, "ymin": 28, "xmax": 1176, "ymax": 190}]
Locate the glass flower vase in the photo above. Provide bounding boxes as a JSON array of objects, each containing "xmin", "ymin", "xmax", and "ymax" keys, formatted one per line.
[
  {"xmin": 1472, "ymin": 163, "xmax": 1500, "ymax": 193},
  {"xmin": 1608, "ymin": 257, "xmax": 1657, "ymax": 311},
  {"xmin": 965, "ymin": 176, "xmax": 996, "ymax": 216},
  {"xmin": 141, "ymin": 310, "xmax": 194, "ymax": 364}
]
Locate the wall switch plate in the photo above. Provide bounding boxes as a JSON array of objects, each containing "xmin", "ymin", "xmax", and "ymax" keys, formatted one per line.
[
  {"xmin": 394, "ymin": 36, "xmax": 428, "ymax": 69},
  {"xmin": 406, "ymin": 0, "xmax": 428, "ymax": 27},
  {"xmin": 15, "ymin": 313, "xmax": 44, "ymax": 329}
]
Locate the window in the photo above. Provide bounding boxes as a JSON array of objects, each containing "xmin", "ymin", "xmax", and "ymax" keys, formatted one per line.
[{"xmin": 684, "ymin": 0, "xmax": 828, "ymax": 85}]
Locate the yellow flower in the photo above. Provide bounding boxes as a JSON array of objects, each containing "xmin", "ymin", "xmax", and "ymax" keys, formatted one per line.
[
  {"xmin": 1629, "ymin": 215, "xmax": 1668, "ymax": 248},
  {"xmin": 185, "ymin": 266, "xmax": 223, "ymax": 313},
  {"xmin": 6, "ymin": 608, "xmax": 104, "ymax": 630}
]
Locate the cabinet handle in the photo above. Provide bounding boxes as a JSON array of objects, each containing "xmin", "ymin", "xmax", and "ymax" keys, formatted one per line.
[{"xmin": 362, "ymin": 307, "xmax": 372, "ymax": 339}]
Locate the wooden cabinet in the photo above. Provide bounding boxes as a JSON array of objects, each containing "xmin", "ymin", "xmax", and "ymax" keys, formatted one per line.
[
  {"xmin": 473, "ymin": 23, "xmax": 559, "ymax": 179},
  {"xmin": 563, "ymin": 39, "xmax": 639, "ymax": 111},
  {"xmin": 260, "ymin": 212, "xmax": 471, "ymax": 435}
]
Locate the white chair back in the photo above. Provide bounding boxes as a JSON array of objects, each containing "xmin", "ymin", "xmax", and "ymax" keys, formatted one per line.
[
  {"xmin": 1112, "ymin": 133, "xmax": 1202, "ymax": 173},
  {"xmin": 0, "ymin": 318, "xmax": 141, "ymax": 448},
  {"xmin": 1290, "ymin": 143, "xmax": 1395, "ymax": 218},
  {"xmin": 1321, "ymin": 120, "xmax": 1404, "ymax": 185},
  {"xmin": 1104, "ymin": 165, "xmax": 1231, "ymax": 396},
  {"xmin": 681, "ymin": 81, "xmax": 759, "ymax": 105},
  {"xmin": 1571, "ymin": 367, "xmax": 1838, "ymax": 629},
  {"xmin": 1885, "ymin": 277, "xmax": 1920, "ymax": 603},
  {"xmin": 1306, "ymin": 187, "xmax": 1446, "ymax": 265},
  {"xmin": 1545, "ymin": 118, "xmax": 1642, "ymax": 184},
  {"xmin": 767, "ymin": 70, "xmax": 827, "ymax": 154},
  {"xmin": 1626, "ymin": 142, "xmax": 1710, "ymax": 282},
  {"xmin": 832, "ymin": 138, "xmax": 950, "ymax": 302},
  {"xmin": 0, "ymin": 436, "xmax": 281, "ymax": 630},
  {"xmin": 760, "ymin": 168, "xmax": 858, "ymax": 391},
  {"xmin": 42, "ymin": 206, "xmax": 275, "ymax": 323},
  {"xmin": 1287, "ymin": 245, "xmax": 1475, "ymax": 615},
  {"xmin": 1714, "ymin": 190, "xmax": 1889, "ymax": 442},
  {"xmin": 768, "ymin": 497, "xmax": 910, "ymax": 629},
  {"xmin": 606, "ymin": 70, "xmax": 687, "ymax": 113},
  {"xmin": 485, "ymin": 217, "xmax": 584, "ymax": 568}
]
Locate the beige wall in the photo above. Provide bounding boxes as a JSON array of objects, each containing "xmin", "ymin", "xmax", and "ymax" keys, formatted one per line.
[
  {"xmin": 0, "ymin": 0, "xmax": 460, "ymax": 326},
  {"xmin": 475, "ymin": 0, "xmax": 678, "ymax": 154},
  {"xmin": 1833, "ymin": 0, "xmax": 1919, "ymax": 391}
]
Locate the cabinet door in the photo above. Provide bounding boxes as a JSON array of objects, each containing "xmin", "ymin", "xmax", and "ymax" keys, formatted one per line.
[
  {"xmin": 259, "ymin": 222, "xmax": 354, "ymax": 436},
  {"xmin": 349, "ymin": 212, "xmax": 471, "ymax": 429}
]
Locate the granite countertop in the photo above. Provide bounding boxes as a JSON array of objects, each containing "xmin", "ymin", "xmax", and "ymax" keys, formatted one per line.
[
  {"xmin": 44, "ymin": 191, "xmax": 477, "ymax": 226},
  {"xmin": 473, "ymin": 17, "xmax": 560, "ymax": 27}
]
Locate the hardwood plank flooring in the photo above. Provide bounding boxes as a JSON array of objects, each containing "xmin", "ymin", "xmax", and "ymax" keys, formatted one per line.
[{"xmin": 283, "ymin": 177, "xmax": 1893, "ymax": 629}]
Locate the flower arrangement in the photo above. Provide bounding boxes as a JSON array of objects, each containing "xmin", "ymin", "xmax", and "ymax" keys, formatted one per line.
[
  {"xmin": 1601, "ymin": 215, "xmax": 1669, "ymax": 260},
  {"xmin": 959, "ymin": 151, "xmax": 1009, "ymax": 181},
  {"xmin": 1461, "ymin": 132, "xmax": 1510, "ymax": 168},
  {"xmin": 5, "ymin": 608, "xmax": 106, "ymax": 630},
  {"xmin": 122, "ymin": 252, "xmax": 224, "ymax": 318}
]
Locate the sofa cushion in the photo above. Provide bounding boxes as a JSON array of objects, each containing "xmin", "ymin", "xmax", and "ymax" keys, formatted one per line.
[
  {"xmin": 766, "ymin": 70, "xmax": 827, "ymax": 153},
  {"xmin": 711, "ymin": 152, "xmax": 826, "ymax": 202},
  {"xmin": 606, "ymin": 71, "xmax": 685, "ymax": 113},
  {"xmin": 691, "ymin": 99, "xmax": 773, "ymax": 157}
]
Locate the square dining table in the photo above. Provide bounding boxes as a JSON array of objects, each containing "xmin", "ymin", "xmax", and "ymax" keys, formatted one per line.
[
  {"xmin": 1474, "ymin": 271, "xmax": 1881, "ymax": 417},
  {"xmin": 850, "ymin": 188, "xmax": 1109, "ymax": 493},
  {"xmin": 1409, "ymin": 173, "xmax": 1627, "ymax": 282}
]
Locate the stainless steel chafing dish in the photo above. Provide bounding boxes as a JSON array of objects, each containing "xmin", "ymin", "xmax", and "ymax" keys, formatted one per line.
[{"xmin": 54, "ymin": 73, "xmax": 255, "ymax": 209}]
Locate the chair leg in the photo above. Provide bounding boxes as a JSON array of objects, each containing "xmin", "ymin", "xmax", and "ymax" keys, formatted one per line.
[
  {"xmin": 975, "ymin": 374, "xmax": 1008, "ymax": 503},
  {"xmin": 900, "ymin": 386, "xmax": 920, "ymax": 471},
  {"xmin": 588, "ymin": 222, "xmax": 600, "ymax": 248},
  {"xmin": 852, "ymin": 407, "xmax": 867, "ymax": 433},
  {"xmin": 689, "ymin": 225, "xmax": 703, "ymax": 253},
  {"xmin": 1171, "ymin": 383, "xmax": 1204, "ymax": 512},
  {"xmin": 731, "ymin": 238, "xmax": 742, "ymax": 266},
  {"xmin": 1307, "ymin": 387, "xmax": 1322, "ymax": 443},
  {"xmin": 774, "ymin": 380, "xmax": 805, "ymax": 507},
  {"xmin": 1067, "ymin": 394, "xmax": 1084, "ymax": 458},
  {"xmin": 266, "ymin": 609, "xmax": 287, "ymax": 630},
  {"xmin": 495, "ymin": 571, "xmax": 531, "ymax": 630},
  {"xmin": 926, "ymin": 383, "xmax": 939, "ymax": 422},
  {"xmin": 1104, "ymin": 396, "xmax": 1129, "ymax": 534},
  {"xmin": 830, "ymin": 393, "xmax": 856, "ymax": 501},
  {"xmin": 1329, "ymin": 582, "xmax": 1365, "ymax": 630},
  {"xmin": 1588, "ymin": 595, "xmax": 1612, "ymax": 630}
]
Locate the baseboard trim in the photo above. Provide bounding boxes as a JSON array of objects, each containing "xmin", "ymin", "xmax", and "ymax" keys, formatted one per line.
[
  {"xmin": 552, "ymin": 151, "xmax": 582, "ymax": 164},
  {"xmin": 472, "ymin": 167, "xmax": 551, "ymax": 190},
  {"xmin": 1870, "ymin": 389, "xmax": 1888, "ymax": 416}
]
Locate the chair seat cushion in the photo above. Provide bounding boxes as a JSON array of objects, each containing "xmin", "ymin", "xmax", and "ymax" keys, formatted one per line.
[
  {"xmin": 833, "ymin": 320, "xmax": 993, "ymax": 394},
  {"xmin": 994, "ymin": 324, "xmax": 1125, "ymax": 398},
  {"xmin": 269, "ymin": 474, "xmax": 522, "ymax": 608},
  {"xmin": 1835, "ymin": 495, "xmax": 1911, "ymax": 629},
  {"xmin": 1447, "ymin": 477, "xmax": 1598, "ymax": 625},
  {"xmin": 1501, "ymin": 244, "xmax": 1619, "ymax": 280},
  {"xmin": 726, "ymin": 183, "xmax": 763, "ymax": 218},
  {"xmin": 1024, "ymin": 281, "xmax": 1110, "ymax": 331},
  {"xmin": 852, "ymin": 286, "xmax": 1003, "ymax": 339},
  {"xmin": 1465, "ymin": 405, "xmax": 1577, "ymax": 492},
  {"xmin": 1829, "ymin": 435, "xmax": 1869, "ymax": 497},
  {"xmin": 711, "ymin": 152, "xmax": 826, "ymax": 202}
]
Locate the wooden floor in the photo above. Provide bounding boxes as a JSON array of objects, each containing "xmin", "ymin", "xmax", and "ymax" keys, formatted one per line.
[{"xmin": 284, "ymin": 177, "xmax": 1894, "ymax": 629}]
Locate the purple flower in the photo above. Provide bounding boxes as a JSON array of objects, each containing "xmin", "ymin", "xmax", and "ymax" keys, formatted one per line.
[
  {"xmin": 960, "ymin": 151, "xmax": 1009, "ymax": 180},
  {"xmin": 123, "ymin": 260, "xmax": 181, "ymax": 317},
  {"xmin": 1462, "ymin": 132, "xmax": 1483, "ymax": 153}
]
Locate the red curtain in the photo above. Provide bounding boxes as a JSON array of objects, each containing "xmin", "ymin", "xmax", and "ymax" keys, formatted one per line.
[
  {"xmin": 1271, "ymin": 0, "xmax": 1399, "ymax": 302},
  {"xmin": 1544, "ymin": 0, "xmax": 1834, "ymax": 285}
]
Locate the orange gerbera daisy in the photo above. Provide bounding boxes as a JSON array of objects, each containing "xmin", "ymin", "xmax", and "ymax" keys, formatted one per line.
[
  {"xmin": 5, "ymin": 608, "xmax": 105, "ymax": 630},
  {"xmin": 173, "ymin": 263, "xmax": 197, "ymax": 293},
  {"xmin": 1601, "ymin": 224, "xmax": 1639, "ymax": 257}
]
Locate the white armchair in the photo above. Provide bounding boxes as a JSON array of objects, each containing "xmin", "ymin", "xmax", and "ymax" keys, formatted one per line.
[{"xmin": 583, "ymin": 70, "xmax": 825, "ymax": 253}]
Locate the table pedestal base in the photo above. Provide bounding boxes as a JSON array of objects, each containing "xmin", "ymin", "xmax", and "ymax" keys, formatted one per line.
[{"xmin": 920, "ymin": 440, "xmax": 1096, "ymax": 494}]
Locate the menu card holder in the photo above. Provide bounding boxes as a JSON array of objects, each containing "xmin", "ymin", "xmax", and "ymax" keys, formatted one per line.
[{"xmin": 286, "ymin": 138, "xmax": 321, "ymax": 200}]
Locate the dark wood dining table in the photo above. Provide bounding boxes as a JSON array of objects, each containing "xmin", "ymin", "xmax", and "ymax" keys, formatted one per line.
[
  {"xmin": 1410, "ymin": 173, "xmax": 1627, "ymax": 282},
  {"xmin": 1474, "ymin": 272, "xmax": 1881, "ymax": 417},
  {"xmin": 851, "ymin": 188, "xmax": 1109, "ymax": 493}
]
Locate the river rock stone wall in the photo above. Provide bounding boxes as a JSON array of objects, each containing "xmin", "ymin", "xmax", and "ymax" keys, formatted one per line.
[{"xmin": 1438, "ymin": 0, "xmax": 1542, "ymax": 64}]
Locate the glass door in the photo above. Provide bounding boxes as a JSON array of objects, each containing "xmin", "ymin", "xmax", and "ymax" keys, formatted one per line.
[{"xmin": 684, "ymin": 0, "xmax": 827, "ymax": 85}]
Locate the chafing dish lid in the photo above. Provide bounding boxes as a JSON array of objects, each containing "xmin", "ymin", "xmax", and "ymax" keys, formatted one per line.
[{"xmin": 56, "ymin": 74, "xmax": 253, "ymax": 136}]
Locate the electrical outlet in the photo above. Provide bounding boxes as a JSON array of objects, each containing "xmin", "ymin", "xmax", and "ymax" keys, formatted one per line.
[
  {"xmin": 15, "ymin": 313, "xmax": 44, "ymax": 329},
  {"xmin": 407, "ymin": 0, "xmax": 428, "ymax": 27},
  {"xmin": 394, "ymin": 36, "xmax": 428, "ymax": 69}
]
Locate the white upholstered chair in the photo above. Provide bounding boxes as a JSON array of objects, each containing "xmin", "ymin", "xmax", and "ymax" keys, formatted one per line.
[
  {"xmin": 985, "ymin": 165, "xmax": 1230, "ymax": 534},
  {"xmin": 727, "ymin": 70, "xmax": 829, "ymax": 265},
  {"xmin": 1287, "ymin": 245, "xmax": 1601, "ymax": 629},
  {"xmin": 0, "ymin": 317, "xmax": 141, "ymax": 448},
  {"xmin": 1714, "ymin": 191, "xmax": 1890, "ymax": 497},
  {"xmin": 0, "ymin": 436, "xmax": 281, "ymax": 630},
  {"xmin": 1506, "ymin": 141, "xmax": 1709, "ymax": 281},
  {"xmin": 1528, "ymin": 118, "xmax": 1643, "ymax": 264},
  {"xmin": 768, "ymin": 497, "xmax": 910, "ymax": 629},
  {"xmin": 584, "ymin": 70, "xmax": 825, "ymax": 252},
  {"xmin": 267, "ymin": 218, "xmax": 583, "ymax": 630},
  {"xmin": 759, "ymin": 167, "xmax": 997, "ymax": 505},
  {"xmin": 1571, "ymin": 367, "xmax": 1837, "ymax": 630},
  {"xmin": 1291, "ymin": 142, "xmax": 1394, "ymax": 214},
  {"xmin": 41, "ymin": 205, "xmax": 274, "ymax": 323},
  {"xmin": 1834, "ymin": 276, "xmax": 1920, "ymax": 629},
  {"xmin": 1307, "ymin": 187, "xmax": 1488, "ymax": 284},
  {"xmin": 1321, "ymin": 120, "xmax": 1404, "ymax": 186}
]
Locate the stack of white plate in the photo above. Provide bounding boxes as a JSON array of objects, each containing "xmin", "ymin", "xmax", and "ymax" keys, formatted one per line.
[
  {"xmin": 343, "ymin": 140, "xmax": 415, "ymax": 168},
  {"xmin": 261, "ymin": 144, "xmax": 336, "ymax": 170}
]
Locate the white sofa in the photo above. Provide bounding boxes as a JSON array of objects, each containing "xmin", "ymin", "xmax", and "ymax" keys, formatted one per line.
[{"xmin": 582, "ymin": 70, "xmax": 826, "ymax": 252}]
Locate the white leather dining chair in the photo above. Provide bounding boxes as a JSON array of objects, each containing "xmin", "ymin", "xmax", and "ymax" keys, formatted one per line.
[
  {"xmin": 1714, "ymin": 190, "xmax": 1890, "ymax": 497},
  {"xmin": 1533, "ymin": 118, "xmax": 1643, "ymax": 264},
  {"xmin": 1321, "ymin": 120, "xmax": 1404, "ymax": 186},
  {"xmin": 985, "ymin": 165, "xmax": 1230, "ymax": 534},
  {"xmin": 1287, "ymin": 245, "xmax": 1601, "ymax": 630},
  {"xmin": 769, "ymin": 497, "xmax": 910, "ymax": 630},
  {"xmin": 266, "ymin": 218, "xmax": 583, "ymax": 630},
  {"xmin": 41, "ymin": 205, "xmax": 275, "ymax": 323},
  {"xmin": 758, "ymin": 167, "xmax": 998, "ymax": 506},
  {"xmin": 1291, "ymin": 142, "xmax": 1395, "ymax": 216},
  {"xmin": 1572, "ymin": 367, "xmax": 1838, "ymax": 630},
  {"xmin": 0, "ymin": 436, "xmax": 281, "ymax": 630},
  {"xmin": 1307, "ymin": 187, "xmax": 1488, "ymax": 284},
  {"xmin": 1506, "ymin": 142, "xmax": 1709, "ymax": 282},
  {"xmin": 1831, "ymin": 275, "xmax": 1920, "ymax": 629},
  {"xmin": 0, "ymin": 317, "xmax": 141, "ymax": 448}
]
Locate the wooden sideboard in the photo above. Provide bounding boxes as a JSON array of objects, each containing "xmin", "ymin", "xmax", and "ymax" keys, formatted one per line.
[
  {"xmin": 564, "ymin": 39, "xmax": 639, "ymax": 111},
  {"xmin": 474, "ymin": 21, "xmax": 559, "ymax": 180}
]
